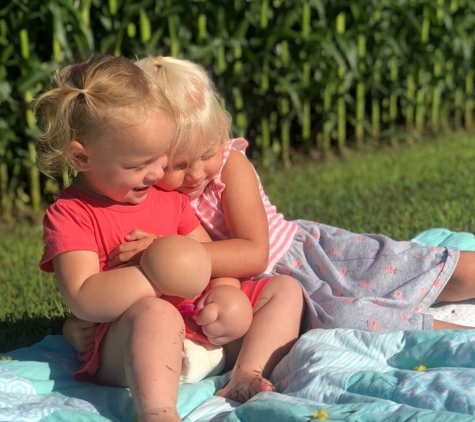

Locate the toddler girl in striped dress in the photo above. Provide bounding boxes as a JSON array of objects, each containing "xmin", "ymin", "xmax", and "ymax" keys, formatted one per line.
[{"xmin": 124, "ymin": 56, "xmax": 475, "ymax": 335}]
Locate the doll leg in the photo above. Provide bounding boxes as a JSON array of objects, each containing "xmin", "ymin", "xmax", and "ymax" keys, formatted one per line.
[
  {"xmin": 435, "ymin": 251, "xmax": 475, "ymax": 303},
  {"xmin": 96, "ymin": 297, "xmax": 184, "ymax": 422},
  {"xmin": 217, "ymin": 275, "xmax": 304, "ymax": 403}
]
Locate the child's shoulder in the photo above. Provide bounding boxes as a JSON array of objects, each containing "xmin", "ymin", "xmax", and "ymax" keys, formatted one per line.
[
  {"xmin": 47, "ymin": 187, "xmax": 87, "ymax": 209},
  {"xmin": 227, "ymin": 138, "xmax": 249, "ymax": 153},
  {"xmin": 45, "ymin": 187, "xmax": 95, "ymax": 218}
]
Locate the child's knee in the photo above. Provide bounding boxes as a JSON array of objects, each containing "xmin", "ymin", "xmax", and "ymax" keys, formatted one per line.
[
  {"xmin": 265, "ymin": 275, "xmax": 304, "ymax": 305},
  {"xmin": 272, "ymin": 274, "xmax": 302, "ymax": 292},
  {"xmin": 123, "ymin": 297, "xmax": 184, "ymax": 328}
]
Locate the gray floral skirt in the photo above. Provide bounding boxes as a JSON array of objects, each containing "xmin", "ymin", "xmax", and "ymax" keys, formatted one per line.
[{"xmin": 272, "ymin": 220, "xmax": 459, "ymax": 333}]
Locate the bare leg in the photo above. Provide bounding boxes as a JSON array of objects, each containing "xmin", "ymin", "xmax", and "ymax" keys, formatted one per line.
[
  {"xmin": 217, "ymin": 275, "xmax": 304, "ymax": 402},
  {"xmin": 436, "ymin": 251, "xmax": 475, "ymax": 303},
  {"xmin": 433, "ymin": 319, "xmax": 474, "ymax": 330},
  {"xmin": 96, "ymin": 297, "xmax": 184, "ymax": 422}
]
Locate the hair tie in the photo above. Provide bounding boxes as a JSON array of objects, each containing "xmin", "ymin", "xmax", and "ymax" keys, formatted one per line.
[
  {"xmin": 153, "ymin": 57, "xmax": 163, "ymax": 69},
  {"xmin": 79, "ymin": 88, "xmax": 87, "ymax": 95}
]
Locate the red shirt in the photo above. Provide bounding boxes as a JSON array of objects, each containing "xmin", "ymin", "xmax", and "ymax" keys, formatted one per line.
[{"xmin": 40, "ymin": 186, "xmax": 200, "ymax": 272}]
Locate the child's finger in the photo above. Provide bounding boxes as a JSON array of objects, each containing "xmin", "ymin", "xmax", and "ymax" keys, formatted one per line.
[
  {"xmin": 107, "ymin": 245, "xmax": 129, "ymax": 263},
  {"xmin": 124, "ymin": 229, "xmax": 156, "ymax": 241},
  {"xmin": 109, "ymin": 252, "xmax": 136, "ymax": 267},
  {"xmin": 83, "ymin": 326, "xmax": 99, "ymax": 337},
  {"xmin": 77, "ymin": 340, "xmax": 95, "ymax": 353},
  {"xmin": 77, "ymin": 320, "xmax": 99, "ymax": 329}
]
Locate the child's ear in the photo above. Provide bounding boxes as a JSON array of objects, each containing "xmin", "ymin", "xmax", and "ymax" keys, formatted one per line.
[{"xmin": 68, "ymin": 140, "xmax": 90, "ymax": 171}]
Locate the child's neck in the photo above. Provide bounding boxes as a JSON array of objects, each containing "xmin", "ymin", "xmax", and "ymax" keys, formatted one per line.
[{"xmin": 70, "ymin": 175, "xmax": 118, "ymax": 205}]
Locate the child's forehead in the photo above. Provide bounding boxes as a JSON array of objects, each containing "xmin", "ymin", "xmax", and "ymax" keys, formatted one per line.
[{"xmin": 173, "ymin": 140, "xmax": 219, "ymax": 161}]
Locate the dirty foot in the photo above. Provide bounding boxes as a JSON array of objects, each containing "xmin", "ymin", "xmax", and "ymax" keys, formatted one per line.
[{"xmin": 216, "ymin": 370, "xmax": 276, "ymax": 403}]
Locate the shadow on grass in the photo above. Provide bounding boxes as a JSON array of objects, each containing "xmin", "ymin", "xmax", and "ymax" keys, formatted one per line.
[{"xmin": 0, "ymin": 315, "xmax": 66, "ymax": 353}]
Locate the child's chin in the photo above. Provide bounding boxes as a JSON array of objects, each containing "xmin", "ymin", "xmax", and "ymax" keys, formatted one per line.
[{"xmin": 128, "ymin": 192, "xmax": 149, "ymax": 204}]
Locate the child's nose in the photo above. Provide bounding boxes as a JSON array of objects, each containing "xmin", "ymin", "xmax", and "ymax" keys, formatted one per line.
[
  {"xmin": 160, "ymin": 155, "xmax": 168, "ymax": 169},
  {"xmin": 186, "ymin": 163, "xmax": 204, "ymax": 181},
  {"xmin": 146, "ymin": 157, "xmax": 167, "ymax": 183}
]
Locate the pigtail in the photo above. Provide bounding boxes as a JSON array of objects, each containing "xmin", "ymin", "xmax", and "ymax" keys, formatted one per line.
[{"xmin": 34, "ymin": 75, "xmax": 88, "ymax": 178}]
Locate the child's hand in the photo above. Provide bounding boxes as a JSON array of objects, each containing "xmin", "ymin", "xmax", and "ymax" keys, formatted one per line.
[
  {"xmin": 63, "ymin": 314, "xmax": 98, "ymax": 353},
  {"xmin": 108, "ymin": 229, "xmax": 157, "ymax": 267}
]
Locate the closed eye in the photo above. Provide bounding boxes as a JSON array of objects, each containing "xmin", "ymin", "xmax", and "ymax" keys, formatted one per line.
[
  {"xmin": 168, "ymin": 162, "xmax": 188, "ymax": 171},
  {"xmin": 201, "ymin": 153, "xmax": 216, "ymax": 161}
]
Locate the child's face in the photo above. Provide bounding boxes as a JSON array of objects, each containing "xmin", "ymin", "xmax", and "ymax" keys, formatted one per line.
[
  {"xmin": 155, "ymin": 142, "xmax": 224, "ymax": 199},
  {"xmin": 79, "ymin": 114, "xmax": 175, "ymax": 204}
]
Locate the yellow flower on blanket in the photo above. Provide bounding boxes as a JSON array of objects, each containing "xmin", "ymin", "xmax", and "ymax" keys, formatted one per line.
[
  {"xmin": 413, "ymin": 365, "xmax": 426, "ymax": 371},
  {"xmin": 0, "ymin": 356, "xmax": 12, "ymax": 360},
  {"xmin": 312, "ymin": 409, "xmax": 328, "ymax": 420}
]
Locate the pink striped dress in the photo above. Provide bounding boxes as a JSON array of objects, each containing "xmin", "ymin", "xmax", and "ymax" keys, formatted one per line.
[
  {"xmin": 189, "ymin": 138, "xmax": 297, "ymax": 274},
  {"xmin": 189, "ymin": 139, "xmax": 459, "ymax": 334}
]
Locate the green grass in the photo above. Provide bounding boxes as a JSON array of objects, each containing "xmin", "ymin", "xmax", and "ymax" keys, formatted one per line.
[
  {"xmin": 260, "ymin": 135, "xmax": 475, "ymax": 240},
  {"xmin": 2, "ymin": 134, "xmax": 475, "ymax": 352},
  {"xmin": 0, "ymin": 224, "xmax": 69, "ymax": 352}
]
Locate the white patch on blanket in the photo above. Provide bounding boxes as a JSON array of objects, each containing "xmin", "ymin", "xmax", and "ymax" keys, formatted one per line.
[{"xmin": 428, "ymin": 299, "xmax": 475, "ymax": 327}]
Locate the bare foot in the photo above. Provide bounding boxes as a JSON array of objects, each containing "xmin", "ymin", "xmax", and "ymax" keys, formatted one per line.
[
  {"xmin": 138, "ymin": 406, "xmax": 181, "ymax": 422},
  {"xmin": 216, "ymin": 369, "xmax": 276, "ymax": 403}
]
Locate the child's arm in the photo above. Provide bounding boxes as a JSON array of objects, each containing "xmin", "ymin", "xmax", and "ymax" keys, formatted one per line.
[
  {"xmin": 107, "ymin": 230, "xmax": 158, "ymax": 267},
  {"xmin": 201, "ymin": 149, "xmax": 270, "ymax": 278},
  {"xmin": 107, "ymin": 225, "xmax": 243, "ymax": 293},
  {"xmin": 53, "ymin": 250, "xmax": 161, "ymax": 322},
  {"xmin": 107, "ymin": 224, "xmax": 213, "ymax": 267},
  {"xmin": 54, "ymin": 235, "xmax": 211, "ymax": 323}
]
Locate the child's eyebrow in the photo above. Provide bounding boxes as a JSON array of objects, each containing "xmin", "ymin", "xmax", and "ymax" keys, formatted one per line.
[
  {"xmin": 123, "ymin": 156, "xmax": 157, "ymax": 167},
  {"xmin": 202, "ymin": 146, "xmax": 217, "ymax": 156}
]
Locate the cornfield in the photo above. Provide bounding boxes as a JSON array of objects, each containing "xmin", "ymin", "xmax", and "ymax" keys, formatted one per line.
[{"xmin": 1, "ymin": 0, "xmax": 475, "ymax": 221}]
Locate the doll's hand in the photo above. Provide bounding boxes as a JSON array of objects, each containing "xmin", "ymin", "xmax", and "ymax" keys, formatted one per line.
[
  {"xmin": 193, "ymin": 293, "xmax": 223, "ymax": 343},
  {"xmin": 193, "ymin": 285, "xmax": 253, "ymax": 346},
  {"xmin": 63, "ymin": 314, "xmax": 99, "ymax": 353},
  {"xmin": 108, "ymin": 229, "xmax": 157, "ymax": 267}
]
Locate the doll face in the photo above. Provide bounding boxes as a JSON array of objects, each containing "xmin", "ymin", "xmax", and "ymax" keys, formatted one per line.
[{"xmin": 155, "ymin": 142, "xmax": 224, "ymax": 200}]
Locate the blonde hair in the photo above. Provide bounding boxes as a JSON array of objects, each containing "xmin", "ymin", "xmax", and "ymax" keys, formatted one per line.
[
  {"xmin": 34, "ymin": 53, "xmax": 174, "ymax": 178},
  {"xmin": 135, "ymin": 56, "xmax": 231, "ymax": 162}
]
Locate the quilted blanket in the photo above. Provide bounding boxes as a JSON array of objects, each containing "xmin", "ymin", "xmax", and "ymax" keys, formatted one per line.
[{"xmin": 2, "ymin": 227, "xmax": 475, "ymax": 421}]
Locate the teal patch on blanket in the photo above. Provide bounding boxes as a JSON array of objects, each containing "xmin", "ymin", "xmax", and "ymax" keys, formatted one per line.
[
  {"xmin": 412, "ymin": 228, "xmax": 475, "ymax": 250},
  {"xmin": 0, "ymin": 335, "xmax": 217, "ymax": 421}
]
